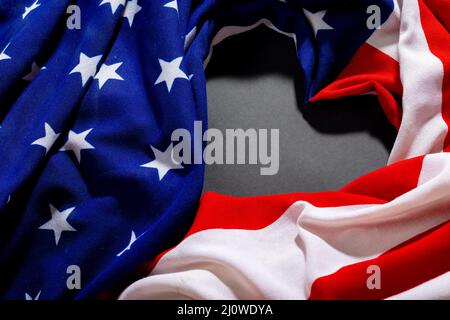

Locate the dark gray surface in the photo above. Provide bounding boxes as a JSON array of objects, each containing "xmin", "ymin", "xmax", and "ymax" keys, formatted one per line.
[{"xmin": 204, "ymin": 26, "xmax": 396, "ymax": 196}]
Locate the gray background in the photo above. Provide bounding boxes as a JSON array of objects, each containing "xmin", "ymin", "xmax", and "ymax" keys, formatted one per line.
[{"xmin": 204, "ymin": 27, "xmax": 396, "ymax": 196}]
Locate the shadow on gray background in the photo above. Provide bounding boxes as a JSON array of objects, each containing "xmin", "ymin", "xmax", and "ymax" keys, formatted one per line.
[{"xmin": 204, "ymin": 26, "xmax": 397, "ymax": 196}]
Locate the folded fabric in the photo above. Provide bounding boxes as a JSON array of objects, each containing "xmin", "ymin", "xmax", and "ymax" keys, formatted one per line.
[
  {"xmin": 119, "ymin": 0, "xmax": 450, "ymax": 300},
  {"xmin": 1, "ymin": 0, "xmax": 449, "ymax": 300}
]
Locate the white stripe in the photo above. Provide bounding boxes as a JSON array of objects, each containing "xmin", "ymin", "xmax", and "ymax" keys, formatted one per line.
[
  {"xmin": 203, "ymin": 18, "xmax": 297, "ymax": 69},
  {"xmin": 184, "ymin": 27, "xmax": 197, "ymax": 51},
  {"xmin": 366, "ymin": 0, "xmax": 401, "ymax": 61},
  {"xmin": 388, "ymin": 0, "xmax": 447, "ymax": 164},
  {"xmin": 387, "ymin": 272, "xmax": 450, "ymax": 300}
]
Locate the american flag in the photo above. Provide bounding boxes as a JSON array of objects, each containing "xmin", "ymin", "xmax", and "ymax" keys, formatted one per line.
[{"xmin": 1, "ymin": 0, "xmax": 449, "ymax": 300}]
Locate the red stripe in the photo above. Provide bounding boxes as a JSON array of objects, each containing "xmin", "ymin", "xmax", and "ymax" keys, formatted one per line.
[
  {"xmin": 341, "ymin": 155, "xmax": 424, "ymax": 201},
  {"xmin": 308, "ymin": 219, "xmax": 450, "ymax": 300},
  {"xmin": 145, "ymin": 191, "xmax": 387, "ymax": 272},
  {"xmin": 311, "ymin": 43, "xmax": 403, "ymax": 129},
  {"xmin": 189, "ymin": 154, "xmax": 423, "ymax": 238},
  {"xmin": 187, "ymin": 191, "xmax": 385, "ymax": 235},
  {"xmin": 419, "ymin": 0, "xmax": 450, "ymax": 150}
]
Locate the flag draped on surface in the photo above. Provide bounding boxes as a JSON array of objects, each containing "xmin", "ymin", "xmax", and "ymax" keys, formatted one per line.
[{"xmin": 0, "ymin": 0, "xmax": 449, "ymax": 300}]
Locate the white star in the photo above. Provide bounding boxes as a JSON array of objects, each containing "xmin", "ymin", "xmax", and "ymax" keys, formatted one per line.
[
  {"xmin": 141, "ymin": 144, "xmax": 184, "ymax": 180},
  {"xmin": 99, "ymin": 0, "xmax": 126, "ymax": 14},
  {"xmin": 22, "ymin": 0, "xmax": 41, "ymax": 19},
  {"xmin": 60, "ymin": 129, "xmax": 95, "ymax": 163},
  {"xmin": 303, "ymin": 9, "xmax": 334, "ymax": 38},
  {"xmin": 117, "ymin": 230, "xmax": 137, "ymax": 256},
  {"xmin": 163, "ymin": 0, "xmax": 178, "ymax": 13},
  {"xmin": 122, "ymin": 0, "xmax": 142, "ymax": 27},
  {"xmin": 69, "ymin": 53, "xmax": 102, "ymax": 87},
  {"xmin": 39, "ymin": 204, "xmax": 76, "ymax": 246},
  {"xmin": 23, "ymin": 62, "xmax": 46, "ymax": 81},
  {"xmin": 154, "ymin": 57, "xmax": 188, "ymax": 92},
  {"xmin": 31, "ymin": 123, "xmax": 60, "ymax": 154},
  {"xmin": 0, "ymin": 43, "xmax": 11, "ymax": 61},
  {"xmin": 25, "ymin": 291, "xmax": 41, "ymax": 300},
  {"xmin": 94, "ymin": 62, "xmax": 124, "ymax": 89}
]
